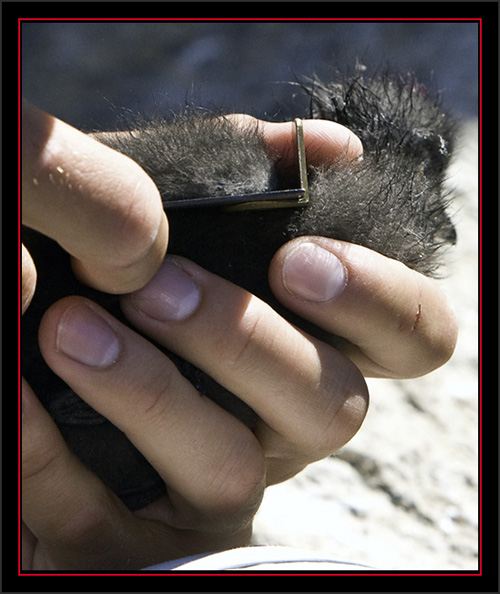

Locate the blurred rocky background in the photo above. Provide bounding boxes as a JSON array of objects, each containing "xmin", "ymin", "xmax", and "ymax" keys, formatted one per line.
[{"xmin": 21, "ymin": 21, "xmax": 479, "ymax": 570}]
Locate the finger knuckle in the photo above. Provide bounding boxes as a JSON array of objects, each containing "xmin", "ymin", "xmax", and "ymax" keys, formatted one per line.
[
  {"xmin": 22, "ymin": 441, "xmax": 60, "ymax": 483},
  {"xmin": 106, "ymin": 177, "xmax": 161, "ymax": 266},
  {"xmin": 299, "ymin": 364, "xmax": 369, "ymax": 456},
  {"xmin": 124, "ymin": 358, "xmax": 185, "ymax": 430},
  {"xmin": 49, "ymin": 500, "xmax": 112, "ymax": 550},
  {"xmin": 396, "ymin": 290, "xmax": 459, "ymax": 377},
  {"xmin": 423, "ymin": 306, "xmax": 459, "ymax": 373},
  {"xmin": 205, "ymin": 436, "xmax": 266, "ymax": 517},
  {"xmin": 220, "ymin": 305, "xmax": 267, "ymax": 375}
]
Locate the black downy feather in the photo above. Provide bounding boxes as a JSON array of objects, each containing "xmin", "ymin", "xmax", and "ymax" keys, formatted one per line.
[{"xmin": 22, "ymin": 69, "xmax": 457, "ymax": 510}]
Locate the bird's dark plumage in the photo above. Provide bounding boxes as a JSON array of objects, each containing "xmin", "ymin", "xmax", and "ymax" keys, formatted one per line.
[{"xmin": 22, "ymin": 69, "xmax": 457, "ymax": 510}]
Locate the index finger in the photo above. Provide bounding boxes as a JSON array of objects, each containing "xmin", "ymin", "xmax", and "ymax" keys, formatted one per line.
[
  {"xmin": 21, "ymin": 100, "xmax": 168, "ymax": 294},
  {"xmin": 225, "ymin": 114, "xmax": 364, "ymax": 169}
]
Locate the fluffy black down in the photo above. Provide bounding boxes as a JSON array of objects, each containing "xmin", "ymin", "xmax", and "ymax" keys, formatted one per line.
[{"xmin": 22, "ymin": 69, "xmax": 457, "ymax": 510}]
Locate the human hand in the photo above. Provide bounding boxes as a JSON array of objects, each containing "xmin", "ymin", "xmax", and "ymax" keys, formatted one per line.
[
  {"xmin": 21, "ymin": 99, "xmax": 168, "ymax": 569},
  {"xmin": 237, "ymin": 115, "xmax": 458, "ymax": 380},
  {"xmin": 21, "ymin": 106, "xmax": 456, "ymax": 570},
  {"xmin": 21, "ymin": 108, "xmax": 368, "ymax": 569}
]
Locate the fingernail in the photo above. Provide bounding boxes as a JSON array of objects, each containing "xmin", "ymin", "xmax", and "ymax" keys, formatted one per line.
[
  {"xmin": 56, "ymin": 304, "xmax": 121, "ymax": 367},
  {"xmin": 282, "ymin": 242, "xmax": 347, "ymax": 302},
  {"xmin": 129, "ymin": 258, "xmax": 201, "ymax": 321}
]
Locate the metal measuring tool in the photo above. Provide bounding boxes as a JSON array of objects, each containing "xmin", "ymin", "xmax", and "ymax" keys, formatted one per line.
[{"xmin": 162, "ymin": 118, "xmax": 309, "ymax": 212}]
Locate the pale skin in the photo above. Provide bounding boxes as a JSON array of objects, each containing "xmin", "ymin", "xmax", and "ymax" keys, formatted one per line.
[{"xmin": 21, "ymin": 101, "xmax": 458, "ymax": 570}]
